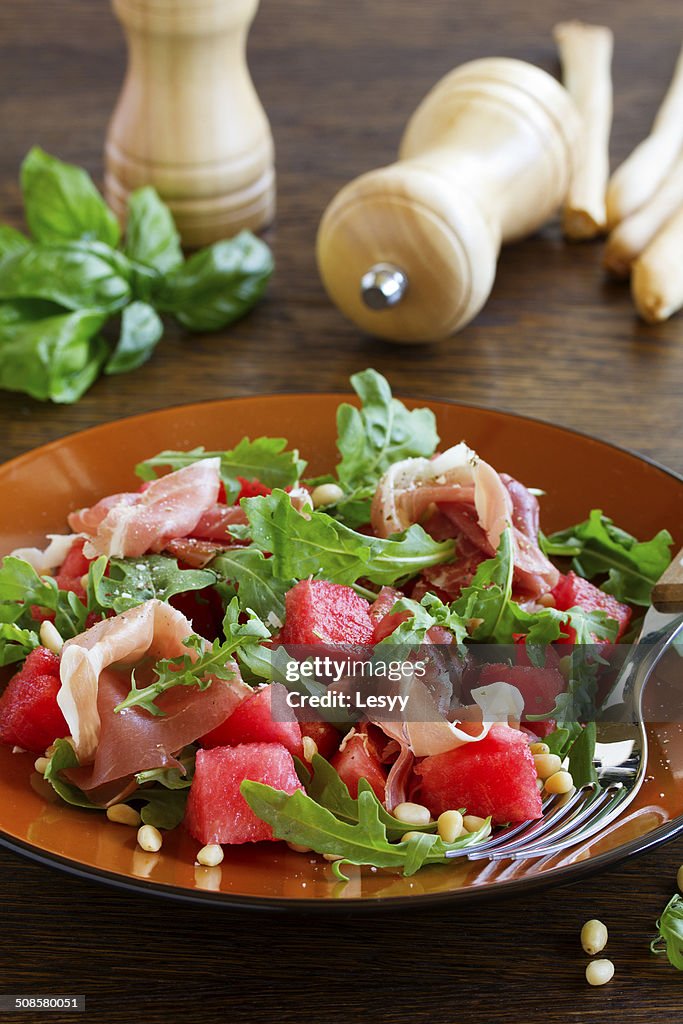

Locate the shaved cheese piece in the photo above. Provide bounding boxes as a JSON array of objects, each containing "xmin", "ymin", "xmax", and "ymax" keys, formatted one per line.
[
  {"xmin": 471, "ymin": 681, "xmax": 525, "ymax": 726},
  {"xmin": 10, "ymin": 534, "xmax": 80, "ymax": 574},
  {"xmin": 58, "ymin": 599, "xmax": 201, "ymax": 762}
]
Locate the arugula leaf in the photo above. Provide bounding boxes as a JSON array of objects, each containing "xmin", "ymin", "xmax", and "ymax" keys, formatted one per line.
[
  {"xmin": 651, "ymin": 894, "xmax": 683, "ymax": 970},
  {"xmin": 322, "ymin": 369, "xmax": 439, "ymax": 527},
  {"xmin": 567, "ymin": 720, "xmax": 599, "ymax": 788},
  {"xmin": 0, "ymin": 308, "xmax": 109, "ymax": 403},
  {"xmin": 154, "ymin": 231, "xmax": 273, "ymax": 331},
  {"xmin": 114, "ymin": 598, "xmax": 268, "ymax": 715},
  {"xmin": 136, "ymin": 748, "xmax": 196, "ymax": 790},
  {"xmin": 542, "ymin": 510, "xmax": 673, "ymax": 606},
  {"xmin": 376, "ymin": 593, "xmax": 469, "ymax": 648},
  {"xmin": 44, "ymin": 739, "xmax": 99, "ymax": 810},
  {"xmin": 211, "ymin": 547, "xmax": 292, "ymax": 622},
  {"xmin": 138, "ymin": 788, "xmax": 189, "ymax": 830},
  {"xmin": 305, "ymin": 754, "xmax": 438, "ymax": 840},
  {"xmin": 20, "ymin": 147, "xmax": 120, "ymax": 247},
  {"xmin": 124, "ymin": 186, "xmax": 183, "ymax": 274},
  {"xmin": 241, "ymin": 782, "xmax": 491, "ymax": 877},
  {"xmin": 104, "ymin": 301, "xmax": 164, "ymax": 375},
  {"xmin": 0, "ymin": 622, "xmax": 40, "ymax": 666},
  {"xmin": 243, "ymin": 489, "xmax": 454, "ymax": 587},
  {"xmin": 0, "ymin": 225, "xmax": 30, "ymax": 260},
  {"xmin": 87, "ymin": 554, "xmax": 216, "ymax": 614},
  {"xmin": 135, "ymin": 437, "xmax": 306, "ymax": 502},
  {"xmin": 543, "ymin": 721, "xmax": 583, "ymax": 759},
  {"xmin": 0, "ymin": 241, "xmax": 131, "ymax": 314},
  {"xmin": 0, "ymin": 298, "xmax": 63, "ymax": 326},
  {"xmin": 0, "ymin": 556, "xmax": 89, "ymax": 638}
]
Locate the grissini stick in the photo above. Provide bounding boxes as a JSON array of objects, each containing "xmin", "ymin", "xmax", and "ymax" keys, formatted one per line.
[
  {"xmin": 317, "ymin": 59, "xmax": 580, "ymax": 344},
  {"xmin": 606, "ymin": 41, "xmax": 683, "ymax": 228},
  {"xmin": 604, "ymin": 154, "xmax": 683, "ymax": 277},
  {"xmin": 554, "ymin": 21, "xmax": 613, "ymax": 240},
  {"xmin": 631, "ymin": 203, "xmax": 683, "ymax": 322},
  {"xmin": 105, "ymin": 0, "xmax": 275, "ymax": 248}
]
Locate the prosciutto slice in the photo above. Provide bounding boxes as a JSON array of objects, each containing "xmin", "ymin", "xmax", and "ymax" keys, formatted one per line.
[
  {"xmin": 57, "ymin": 598, "xmax": 249, "ymax": 764},
  {"xmin": 371, "ymin": 443, "xmax": 558, "ymax": 598},
  {"xmin": 69, "ymin": 665, "xmax": 248, "ymax": 792},
  {"xmin": 68, "ymin": 459, "xmax": 221, "ymax": 559}
]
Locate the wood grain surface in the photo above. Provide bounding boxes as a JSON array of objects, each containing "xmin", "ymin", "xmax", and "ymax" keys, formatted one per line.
[{"xmin": 0, "ymin": 1, "xmax": 682, "ymax": 1022}]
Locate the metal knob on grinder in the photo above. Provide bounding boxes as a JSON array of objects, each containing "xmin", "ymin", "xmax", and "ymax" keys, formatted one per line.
[{"xmin": 316, "ymin": 58, "xmax": 580, "ymax": 344}]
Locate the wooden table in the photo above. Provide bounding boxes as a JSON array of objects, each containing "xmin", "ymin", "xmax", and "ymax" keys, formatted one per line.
[{"xmin": 1, "ymin": 1, "xmax": 682, "ymax": 1021}]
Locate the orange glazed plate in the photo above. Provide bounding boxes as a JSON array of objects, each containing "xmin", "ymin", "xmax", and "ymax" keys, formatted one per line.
[{"xmin": 0, "ymin": 393, "xmax": 682, "ymax": 910}]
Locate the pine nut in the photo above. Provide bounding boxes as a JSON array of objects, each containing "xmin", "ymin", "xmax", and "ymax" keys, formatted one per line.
[
  {"xmin": 558, "ymin": 655, "xmax": 572, "ymax": 680},
  {"xmin": 34, "ymin": 756, "xmax": 49, "ymax": 775},
  {"xmin": 537, "ymin": 593, "xmax": 556, "ymax": 608},
  {"xmin": 581, "ymin": 919, "xmax": 608, "ymax": 955},
  {"xmin": 437, "ymin": 810, "xmax": 464, "ymax": 843},
  {"xmin": 137, "ymin": 824, "xmax": 162, "ymax": 853},
  {"xmin": 533, "ymin": 753, "xmax": 563, "ymax": 779},
  {"xmin": 401, "ymin": 831, "xmax": 423, "ymax": 842},
  {"xmin": 196, "ymin": 843, "xmax": 224, "ymax": 867},
  {"xmin": 107, "ymin": 804, "xmax": 141, "ymax": 827},
  {"xmin": 287, "ymin": 841, "xmax": 312, "ymax": 853},
  {"xmin": 463, "ymin": 815, "xmax": 488, "ymax": 833},
  {"xmin": 393, "ymin": 801, "xmax": 431, "ymax": 826},
  {"xmin": 585, "ymin": 959, "xmax": 614, "ymax": 986},
  {"xmin": 311, "ymin": 483, "xmax": 345, "ymax": 508},
  {"xmin": 302, "ymin": 735, "xmax": 318, "ymax": 762},
  {"xmin": 39, "ymin": 620, "xmax": 64, "ymax": 655},
  {"xmin": 323, "ymin": 852, "xmax": 344, "ymax": 862},
  {"xmin": 529, "ymin": 742, "xmax": 550, "ymax": 755},
  {"xmin": 678, "ymin": 863, "xmax": 683, "ymax": 893},
  {"xmin": 545, "ymin": 770, "xmax": 574, "ymax": 795}
]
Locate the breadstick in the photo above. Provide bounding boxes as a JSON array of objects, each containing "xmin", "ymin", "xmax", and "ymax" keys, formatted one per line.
[
  {"xmin": 554, "ymin": 21, "xmax": 613, "ymax": 239},
  {"xmin": 604, "ymin": 154, "xmax": 683, "ymax": 276},
  {"xmin": 631, "ymin": 203, "xmax": 683, "ymax": 322},
  {"xmin": 606, "ymin": 41, "xmax": 683, "ymax": 227}
]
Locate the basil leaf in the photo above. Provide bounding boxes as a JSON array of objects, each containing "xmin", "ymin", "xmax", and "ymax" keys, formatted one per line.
[
  {"xmin": 243, "ymin": 489, "xmax": 455, "ymax": 587},
  {"xmin": 104, "ymin": 301, "xmax": 164, "ymax": 375},
  {"xmin": 0, "ymin": 225, "xmax": 30, "ymax": 260},
  {"xmin": 124, "ymin": 186, "xmax": 183, "ymax": 274},
  {"xmin": 135, "ymin": 436, "xmax": 306, "ymax": 500},
  {"xmin": 154, "ymin": 230, "xmax": 273, "ymax": 331},
  {"xmin": 0, "ymin": 308, "xmax": 108, "ymax": 403},
  {"xmin": 651, "ymin": 895, "xmax": 683, "ymax": 970},
  {"xmin": 44, "ymin": 739, "xmax": 99, "ymax": 810},
  {"xmin": 542, "ymin": 510, "xmax": 673, "ymax": 606},
  {"xmin": 331, "ymin": 369, "xmax": 440, "ymax": 526},
  {"xmin": 211, "ymin": 547, "xmax": 292, "ymax": 622},
  {"xmin": 0, "ymin": 241, "xmax": 130, "ymax": 313},
  {"xmin": 20, "ymin": 147, "xmax": 120, "ymax": 247},
  {"xmin": 87, "ymin": 554, "xmax": 216, "ymax": 614}
]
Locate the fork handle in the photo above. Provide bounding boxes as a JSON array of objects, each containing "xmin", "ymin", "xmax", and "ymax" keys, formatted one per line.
[{"xmin": 652, "ymin": 544, "xmax": 683, "ymax": 612}]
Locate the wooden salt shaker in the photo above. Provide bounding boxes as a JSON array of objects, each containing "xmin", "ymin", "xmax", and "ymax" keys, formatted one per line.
[
  {"xmin": 105, "ymin": 0, "xmax": 275, "ymax": 247},
  {"xmin": 317, "ymin": 58, "xmax": 581, "ymax": 343}
]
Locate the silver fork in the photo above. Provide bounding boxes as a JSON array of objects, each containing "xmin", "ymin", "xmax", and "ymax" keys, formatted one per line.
[{"xmin": 446, "ymin": 610, "xmax": 683, "ymax": 864}]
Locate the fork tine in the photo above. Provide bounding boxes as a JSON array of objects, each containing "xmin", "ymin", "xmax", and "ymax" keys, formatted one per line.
[
  {"xmin": 443, "ymin": 793, "xmax": 565, "ymax": 860},
  {"xmin": 502, "ymin": 784, "xmax": 630, "ymax": 860},
  {"xmin": 464, "ymin": 785, "xmax": 598, "ymax": 861}
]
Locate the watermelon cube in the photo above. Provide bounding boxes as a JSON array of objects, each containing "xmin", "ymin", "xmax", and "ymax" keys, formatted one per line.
[
  {"xmin": 415, "ymin": 723, "xmax": 542, "ymax": 825},
  {"xmin": 0, "ymin": 647, "xmax": 67, "ymax": 754},
  {"xmin": 476, "ymin": 663, "xmax": 565, "ymax": 718},
  {"xmin": 279, "ymin": 580, "xmax": 374, "ymax": 646},
  {"xmin": 331, "ymin": 727, "xmax": 387, "ymax": 801},
  {"xmin": 552, "ymin": 571, "xmax": 632, "ymax": 641},
  {"xmin": 200, "ymin": 682, "xmax": 303, "ymax": 758},
  {"xmin": 184, "ymin": 743, "xmax": 304, "ymax": 845},
  {"xmin": 369, "ymin": 586, "xmax": 410, "ymax": 643}
]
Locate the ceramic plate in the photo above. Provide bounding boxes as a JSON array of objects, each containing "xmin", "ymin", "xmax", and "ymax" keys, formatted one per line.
[{"xmin": 1, "ymin": 394, "xmax": 682, "ymax": 910}]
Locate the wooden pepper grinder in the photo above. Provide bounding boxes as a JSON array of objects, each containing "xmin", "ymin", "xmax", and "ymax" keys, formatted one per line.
[
  {"xmin": 317, "ymin": 58, "xmax": 581, "ymax": 343},
  {"xmin": 105, "ymin": 0, "xmax": 275, "ymax": 247}
]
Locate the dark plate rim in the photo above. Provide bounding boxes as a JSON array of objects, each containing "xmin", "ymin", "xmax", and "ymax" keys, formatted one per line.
[{"xmin": 1, "ymin": 391, "xmax": 681, "ymax": 912}]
